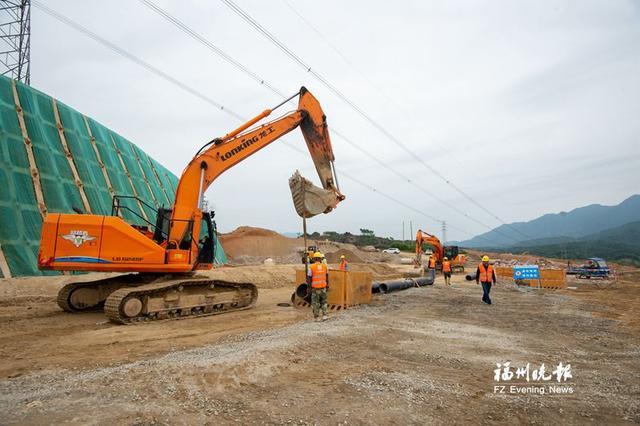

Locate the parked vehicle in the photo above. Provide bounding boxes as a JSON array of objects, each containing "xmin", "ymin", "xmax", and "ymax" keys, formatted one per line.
[
  {"xmin": 383, "ymin": 248, "xmax": 401, "ymax": 254},
  {"xmin": 567, "ymin": 257, "xmax": 611, "ymax": 279}
]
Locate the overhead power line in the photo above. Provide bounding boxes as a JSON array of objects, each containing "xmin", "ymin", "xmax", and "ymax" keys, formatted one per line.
[
  {"xmin": 136, "ymin": 0, "xmax": 522, "ymax": 244},
  {"xmin": 32, "ymin": 1, "xmax": 245, "ymax": 121},
  {"xmin": 33, "ymin": 1, "xmax": 501, "ymax": 244},
  {"xmin": 280, "ymin": 0, "xmax": 408, "ymax": 116},
  {"xmin": 138, "ymin": 0, "xmax": 287, "ymax": 99},
  {"xmin": 219, "ymin": 0, "xmax": 533, "ymax": 241}
]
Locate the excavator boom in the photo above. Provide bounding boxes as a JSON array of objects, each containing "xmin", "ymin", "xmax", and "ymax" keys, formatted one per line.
[{"xmin": 168, "ymin": 87, "xmax": 343, "ymax": 252}]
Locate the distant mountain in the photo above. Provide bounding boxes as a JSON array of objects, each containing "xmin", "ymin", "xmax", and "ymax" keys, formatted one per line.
[
  {"xmin": 578, "ymin": 220, "xmax": 640, "ymax": 247},
  {"xmin": 490, "ymin": 221, "xmax": 640, "ymax": 266},
  {"xmin": 460, "ymin": 194, "xmax": 640, "ymax": 248}
]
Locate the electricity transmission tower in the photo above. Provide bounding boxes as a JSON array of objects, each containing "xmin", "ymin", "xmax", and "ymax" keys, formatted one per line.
[
  {"xmin": 0, "ymin": 0, "xmax": 31, "ymax": 84},
  {"xmin": 441, "ymin": 221, "xmax": 447, "ymax": 244}
]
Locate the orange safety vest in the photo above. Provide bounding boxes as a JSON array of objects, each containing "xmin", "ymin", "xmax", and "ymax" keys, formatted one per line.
[
  {"xmin": 478, "ymin": 263, "xmax": 494, "ymax": 283},
  {"xmin": 442, "ymin": 261, "xmax": 452, "ymax": 273},
  {"xmin": 310, "ymin": 263, "xmax": 328, "ymax": 288},
  {"xmin": 339, "ymin": 259, "xmax": 348, "ymax": 271},
  {"xmin": 428, "ymin": 257, "xmax": 436, "ymax": 269}
]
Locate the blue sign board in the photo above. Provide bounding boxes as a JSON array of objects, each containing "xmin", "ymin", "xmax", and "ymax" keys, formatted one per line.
[{"xmin": 513, "ymin": 265, "xmax": 540, "ymax": 280}]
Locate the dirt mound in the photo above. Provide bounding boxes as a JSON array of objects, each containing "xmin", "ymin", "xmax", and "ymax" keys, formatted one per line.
[
  {"xmin": 325, "ymin": 248, "xmax": 364, "ymax": 263},
  {"xmin": 348, "ymin": 263, "xmax": 402, "ymax": 280},
  {"xmin": 219, "ymin": 226, "xmax": 301, "ymax": 259}
]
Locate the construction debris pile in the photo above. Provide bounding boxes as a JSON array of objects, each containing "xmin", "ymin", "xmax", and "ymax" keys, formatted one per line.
[{"xmin": 492, "ymin": 258, "xmax": 563, "ymax": 269}]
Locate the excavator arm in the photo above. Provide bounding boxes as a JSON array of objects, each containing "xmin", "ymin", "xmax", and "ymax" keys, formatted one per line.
[
  {"xmin": 414, "ymin": 229, "xmax": 466, "ymax": 272},
  {"xmin": 169, "ymin": 87, "xmax": 344, "ymax": 249},
  {"xmin": 414, "ymin": 229, "xmax": 444, "ymax": 267}
]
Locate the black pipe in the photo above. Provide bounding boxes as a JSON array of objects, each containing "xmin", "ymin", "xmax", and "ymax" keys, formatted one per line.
[
  {"xmin": 295, "ymin": 274, "xmax": 434, "ymax": 302},
  {"xmin": 374, "ymin": 276, "xmax": 434, "ymax": 294},
  {"xmin": 293, "ymin": 283, "xmax": 312, "ymax": 305}
]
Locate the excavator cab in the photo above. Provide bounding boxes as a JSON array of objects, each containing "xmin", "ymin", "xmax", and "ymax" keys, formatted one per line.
[
  {"xmin": 444, "ymin": 246, "xmax": 460, "ymax": 260},
  {"xmin": 196, "ymin": 211, "xmax": 215, "ymax": 267},
  {"xmin": 151, "ymin": 206, "xmax": 215, "ymax": 266},
  {"xmin": 152, "ymin": 207, "xmax": 172, "ymax": 244}
]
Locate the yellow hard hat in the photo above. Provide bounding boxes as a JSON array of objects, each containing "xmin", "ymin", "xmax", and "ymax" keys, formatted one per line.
[
  {"xmin": 340, "ymin": 255, "xmax": 345, "ymax": 259},
  {"xmin": 482, "ymin": 255, "xmax": 490, "ymax": 262},
  {"xmin": 313, "ymin": 252, "xmax": 323, "ymax": 258}
]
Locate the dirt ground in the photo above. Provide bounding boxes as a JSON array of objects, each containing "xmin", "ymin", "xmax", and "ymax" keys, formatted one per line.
[{"xmin": 1, "ymin": 263, "xmax": 639, "ymax": 424}]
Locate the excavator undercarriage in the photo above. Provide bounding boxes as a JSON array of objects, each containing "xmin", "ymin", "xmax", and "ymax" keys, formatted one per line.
[{"xmin": 58, "ymin": 273, "xmax": 258, "ymax": 324}]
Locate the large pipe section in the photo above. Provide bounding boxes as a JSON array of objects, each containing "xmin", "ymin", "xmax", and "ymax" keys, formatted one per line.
[{"xmin": 373, "ymin": 276, "xmax": 434, "ymax": 294}]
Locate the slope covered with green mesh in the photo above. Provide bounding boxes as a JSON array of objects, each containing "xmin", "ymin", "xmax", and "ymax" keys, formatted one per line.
[{"xmin": 0, "ymin": 75, "xmax": 227, "ymax": 277}]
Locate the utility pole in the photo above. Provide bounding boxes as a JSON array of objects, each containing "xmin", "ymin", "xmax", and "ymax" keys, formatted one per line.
[
  {"xmin": 0, "ymin": 0, "xmax": 31, "ymax": 84},
  {"xmin": 409, "ymin": 220, "xmax": 413, "ymax": 240},
  {"xmin": 442, "ymin": 221, "xmax": 447, "ymax": 244},
  {"xmin": 402, "ymin": 221, "xmax": 405, "ymax": 241}
]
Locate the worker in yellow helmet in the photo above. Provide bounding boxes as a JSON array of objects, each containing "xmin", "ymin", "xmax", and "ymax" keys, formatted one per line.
[
  {"xmin": 306, "ymin": 251, "xmax": 329, "ymax": 321},
  {"xmin": 339, "ymin": 255, "xmax": 349, "ymax": 271},
  {"xmin": 476, "ymin": 255, "xmax": 496, "ymax": 304},
  {"xmin": 442, "ymin": 256, "xmax": 452, "ymax": 286}
]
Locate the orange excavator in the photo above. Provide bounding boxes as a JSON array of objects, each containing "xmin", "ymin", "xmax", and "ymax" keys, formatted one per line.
[
  {"xmin": 38, "ymin": 87, "xmax": 344, "ymax": 323},
  {"xmin": 414, "ymin": 229, "xmax": 466, "ymax": 273}
]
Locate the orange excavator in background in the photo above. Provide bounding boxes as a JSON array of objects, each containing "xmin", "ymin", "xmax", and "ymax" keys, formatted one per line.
[
  {"xmin": 38, "ymin": 87, "xmax": 344, "ymax": 323},
  {"xmin": 414, "ymin": 229, "xmax": 466, "ymax": 273}
]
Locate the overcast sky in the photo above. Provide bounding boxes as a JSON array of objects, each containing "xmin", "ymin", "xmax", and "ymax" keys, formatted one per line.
[{"xmin": 32, "ymin": 0, "xmax": 640, "ymax": 242}]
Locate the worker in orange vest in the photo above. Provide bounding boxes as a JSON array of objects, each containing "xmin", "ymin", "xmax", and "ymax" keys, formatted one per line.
[
  {"xmin": 307, "ymin": 251, "xmax": 329, "ymax": 321},
  {"xmin": 339, "ymin": 255, "xmax": 349, "ymax": 271},
  {"xmin": 427, "ymin": 255, "xmax": 436, "ymax": 281},
  {"xmin": 442, "ymin": 257, "xmax": 452, "ymax": 286},
  {"xmin": 476, "ymin": 255, "xmax": 496, "ymax": 304}
]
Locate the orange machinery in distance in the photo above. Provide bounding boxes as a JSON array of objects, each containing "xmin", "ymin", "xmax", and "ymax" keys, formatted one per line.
[
  {"xmin": 414, "ymin": 229, "xmax": 466, "ymax": 272},
  {"xmin": 38, "ymin": 87, "xmax": 344, "ymax": 323}
]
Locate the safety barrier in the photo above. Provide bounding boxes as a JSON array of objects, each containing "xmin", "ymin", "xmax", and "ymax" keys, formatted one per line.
[
  {"xmin": 494, "ymin": 267, "xmax": 567, "ymax": 289},
  {"xmin": 0, "ymin": 75, "xmax": 227, "ymax": 276},
  {"xmin": 292, "ymin": 269, "xmax": 373, "ymax": 310}
]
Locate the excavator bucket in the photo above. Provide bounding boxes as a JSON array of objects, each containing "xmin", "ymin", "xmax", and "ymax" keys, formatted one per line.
[
  {"xmin": 288, "ymin": 87, "xmax": 344, "ymax": 218},
  {"xmin": 289, "ymin": 170, "xmax": 340, "ymax": 218}
]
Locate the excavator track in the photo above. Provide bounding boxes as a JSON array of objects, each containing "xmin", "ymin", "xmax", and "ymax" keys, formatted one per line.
[
  {"xmin": 56, "ymin": 273, "xmax": 155, "ymax": 312},
  {"xmin": 104, "ymin": 278, "xmax": 258, "ymax": 324}
]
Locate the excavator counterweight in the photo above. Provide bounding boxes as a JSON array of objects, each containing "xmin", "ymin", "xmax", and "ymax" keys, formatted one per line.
[{"xmin": 38, "ymin": 87, "xmax": 344, "ymax": 323}]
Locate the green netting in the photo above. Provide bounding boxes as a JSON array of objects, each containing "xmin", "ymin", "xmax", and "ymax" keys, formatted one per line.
[
  {"xmin": 0, "ymin": 76, "xmax": 43, "ymax": 276},
  {"xmin": 0, "ymin": 75, "xmax": 227, "ymax": 276},
  {"xmin": 16, "ymin": 84, "xmax": 84, "ymax": 214},
  {"xmin": 85, "ymin": 118, "xmax": 142, "ymax": 224},
  {"xmin": 56, "ymin": 104, "xmax": 112, "ymax": 215},
  {"xmin": 110, "ymin": 133, "xmax": 157, "ymax": 221},
  {"xmin": 132, "ymin": 144, "xmax": 170, "ymax": 208}
]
